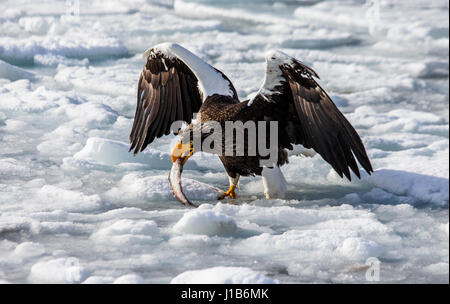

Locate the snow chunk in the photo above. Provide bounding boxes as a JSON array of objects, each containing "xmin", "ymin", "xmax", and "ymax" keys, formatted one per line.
[
  {"xmin": 54, "ymin": 64, "xmax": 135, "ymax": 96},
  {"xmin": 52, "ymin": 102, "xmax": 118, "ymax": 129},
  {"xmin": 423, "ymin": 262, "xmax": 449, "ymax": 275},
  {"xmin": 339, "ymin": 237, "xmax": 382, "ymax": 260},
  {"xmin": 90, "ymin": 219, "xmax": 159, "ymax": 246},
  {"xmin": 19, "ymin": 17, "xmax": 52, "ymax": 34},
  {"xmin": 34, "ymin": 54, "xmax": 88, "ymax": 67},
  {"xmin": 0, "ymin": 34, "xmax": 128, "ymax": 64},
  {"xmin": 173, "ymin": 206, "xmax": 237, "ymax": 236},
  {"xmin": 367, "ymin": 169, "xmax": 449, "ymax": 206},
  {"xmin": 350, "ymin": 106, "xmax": 447, "ymax": 135},
  {"xmin": 70, "ymin": 137, "xmax": 171, "ymax": 168},
  {"xmin": 28, "ymin": 257, "xmax": 87, "ymax": 283},
  {"xmin": 0, "ymin": 80, "xmax": 70, "ymax": 113},
  {"xmin": 14, "ymin": 242, "xmax": 45, "ymax": 259},
  {"xmin": 83, "ymin": 276, "xmax": 114, "ymax": 284},
  {"xmin": 169, "ymin": 234, "xmax": 213, "ymax": 248},
  {"xmin": 171, "ymin": 266, "xmax": 277, "ymax": 284},
  {"xmin": 0, "ymin": 158, "xmax": 30, "ymax": 177},
  {"xmin": 113, "ymin": 274, "xmax": 145, "ymax": 284},
  {"xmin": 37, "ymin": 185, "xmax": 103, "ymax": 212},
  {"xmin": 2, "ymin": 8, "xmax": 24, "ymax": 20},
  {"xmin": 441, "ymin": 222, "xmax": 449, "ymax": 237},
  {"xmin": 104, "ymin": 172, "xmax": 222, "ymax": 204},
  {"xmin": 235, "ymin": 229, "xmax": 383, "ymax": 262},
  {"xmin": 0, "ymin": 59, "xmax": 36, "ymax": 81},
  {"xmin": 1, "ymin": 119, "xmax": 30, "ymax": 132}
]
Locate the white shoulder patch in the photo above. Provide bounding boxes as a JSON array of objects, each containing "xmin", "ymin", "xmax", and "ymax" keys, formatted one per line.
[
  {"xmin": 248, "ymin": 49, "xmax": 294, "ymax": 106},
  {"xmin": 264, "ymin": 49, "xmax": 294, "ymax": 65},
  {"xmin": 143, "ymin": 43, "xmax": 234, "ymax": 102}
]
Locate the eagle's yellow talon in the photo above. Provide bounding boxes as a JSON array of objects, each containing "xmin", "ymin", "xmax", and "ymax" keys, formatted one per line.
[
  {"xmin": 182, "ymin": 147, "xmax": 194, "ymax": 165},
  {"xmin": 171, "ymin": 142, "xmax": 194, "ymax": 164},
  {"xmin": 218, "ymin": 184, "xmax": 237, "ymax": 200}
]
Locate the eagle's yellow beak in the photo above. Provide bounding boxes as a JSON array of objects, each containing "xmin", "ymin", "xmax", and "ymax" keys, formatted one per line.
[{"xmin": 171, "ymin": 142, "xmax": 194, "ymax": 165}]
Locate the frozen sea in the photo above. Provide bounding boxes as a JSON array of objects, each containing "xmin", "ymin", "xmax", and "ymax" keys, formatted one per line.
[{"xmin": 0, "ymin": 0, "xmax": 448, "ymax": 284}]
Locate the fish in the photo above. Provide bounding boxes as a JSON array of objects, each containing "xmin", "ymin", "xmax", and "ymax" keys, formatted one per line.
[{"xmin": 168, "ymin": 157, "xmax": 196, "ymax": 207}]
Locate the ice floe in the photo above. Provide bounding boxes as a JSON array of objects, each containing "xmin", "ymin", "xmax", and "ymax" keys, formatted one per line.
[
  {"xmin": 171, "ymin": 266, "xmax": 277, "ymax": 284},
  {"xmin": 172, "ymin": 206, "xmax": 237, "ymax": 236},
  {"xmin": 28, "ymin": 257, "xmax": 88, "ymax": 283},
  {"xmin": 0, "ymin": 0, "xmax": 447, "ymax": 284}
]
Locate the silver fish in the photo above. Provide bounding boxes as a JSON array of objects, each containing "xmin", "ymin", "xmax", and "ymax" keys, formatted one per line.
[{"xmin": 168, "ymin": 157, "xmax": 196, "ymax": 207}]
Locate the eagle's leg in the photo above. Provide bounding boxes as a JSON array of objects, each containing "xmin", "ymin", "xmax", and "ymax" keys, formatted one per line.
[
  {"xmin": 262, "ymin": 166, "xmax": 287, "ymax": 199},
  {"xmin": 218, "ymin": 174, "xmax": 240, "ymax": 200}
]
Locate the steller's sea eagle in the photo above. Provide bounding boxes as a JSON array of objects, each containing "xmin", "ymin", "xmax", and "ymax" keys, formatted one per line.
[{"xmin": 129, "ymin": 43, "xmax": 373, "ymax": 205}]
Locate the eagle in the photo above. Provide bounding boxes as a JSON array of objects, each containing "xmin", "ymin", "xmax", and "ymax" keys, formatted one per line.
[{"xmin": 129, "ymin": 43, "xmax": 373, "ymax": 204}]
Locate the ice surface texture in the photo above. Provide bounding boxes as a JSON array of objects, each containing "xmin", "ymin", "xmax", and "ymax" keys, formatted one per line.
[{"xmin": 0, "ymin": 0, "xmax": 448, "ymax": 283}]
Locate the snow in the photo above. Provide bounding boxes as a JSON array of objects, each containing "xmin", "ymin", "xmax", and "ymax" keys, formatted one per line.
[
  {"xmin": 172, "ymin": 206, "xmax": 237, "ymax": 236},
  {"xmin": 0, "ymin": 59, "xmax": 36, "ymax": 81},
  {"xmin": 113, "ymin": 274, "xmax": 145, "ymax": 284},
  {"xmin": 170, "ymin": 266, "xmax": 278, "ymax": 284},
  {"xmin": 0, "ymin": 0, "xmax": 448, "ymax": 284},
  {"xmin": 367, "ymin": 169, "xmax": 449, "ymax": 206},
  {"xmin": 28, "ymin": 257, "xmax": 88, "ymax": 283},
  {"xmin": 37, "ymin": 185, "xmax": 103, "ymax": 212},
  {"xmin": 104, "ymin": 172, "xmax": 224, "ymax": 205},
  {"xmin": 423, "ymin": 262, "xmax": 449, "ymax": 276},
  {"xmin": 14, "ymin": 242, "xmax": 45, "ymax": 260},
  {"xmin": 90, "ymin": 219, "xmax": 160, "ymax": 246},
  {"xmin": 70, "ymin": 137, "xmax": 172, "ymax": 168},
  {"xmin": 82, "ymin": 276, "xmax": 115, "ymax": 284},
  {"xmin": 339, "ymin": 237, "xmax": 382, "ymax": 260}
]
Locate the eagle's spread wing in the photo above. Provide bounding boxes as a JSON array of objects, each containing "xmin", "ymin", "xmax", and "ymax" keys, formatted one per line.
[
  {"xmin": 250, "ymin": 50, "xmax": 373, "ymax": 180},
  {"xmin": 130, "ymin": 43, "xmax": 238, "ymax": 154}
]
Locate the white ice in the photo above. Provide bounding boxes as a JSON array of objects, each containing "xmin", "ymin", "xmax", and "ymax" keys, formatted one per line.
[
  {"xmin": 0, "ymin": 0, "xmax": 448, "ymax": 284},
  {"xmin": 171, "ymin": 266, "xmax": 277, "ymax": 284}
]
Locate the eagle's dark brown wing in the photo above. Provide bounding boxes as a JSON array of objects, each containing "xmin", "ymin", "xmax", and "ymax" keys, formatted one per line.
[
  {"xmin": 250, "ymin": 51, "xmax": 373, "ymax": 180},
  {"xmin": 130, "ymin": 43, "xmax": 238, "ymax": 155}
]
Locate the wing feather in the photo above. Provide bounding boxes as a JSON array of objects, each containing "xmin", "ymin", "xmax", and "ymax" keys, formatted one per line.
[
  {"xmin": 252, "ymin": 50, "xmax": 373, "ymax": 180},
  {"xmin": 162, "ymin": 75, "xmax": 175, "ymax": 136},
  {"xmin": 130, "ymin": 43, "xmax": 238, "ymax": 154},
  {"xmin": 154, "ymin": 78, "xmax": 169, "ymax": 138},
  {"xmin": 179, "ymin": 73, "xmax": 192, "ymax": 118}
]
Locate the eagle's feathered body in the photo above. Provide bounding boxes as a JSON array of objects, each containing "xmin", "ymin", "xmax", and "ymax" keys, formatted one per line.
[
  {"xmin": 198, "ymin": 94, "xmax": 289, "ymax": 178},
  {"xmin": 129, "ymin": 43, "xmax": 373, "ymax": 201}
]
